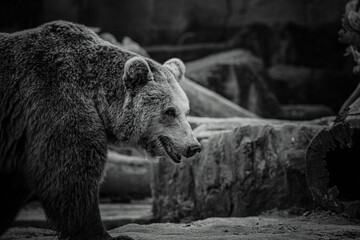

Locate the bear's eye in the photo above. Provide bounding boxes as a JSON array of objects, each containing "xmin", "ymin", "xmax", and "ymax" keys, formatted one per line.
[{"xmin": 164, "ymin": 107, "xmax": 176, "ymax": 117}]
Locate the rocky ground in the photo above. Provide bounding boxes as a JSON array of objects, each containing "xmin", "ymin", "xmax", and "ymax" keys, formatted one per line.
[{"xmin": 3, "ymin": 210, "xmax": 360, "ymax": 240}]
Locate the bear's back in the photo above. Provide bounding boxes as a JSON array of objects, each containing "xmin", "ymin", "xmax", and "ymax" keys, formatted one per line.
[
  {"xmin": 0, "ymin": 21, "xmax": 104, "ymax": 88},
  {"xmin": 0, "ymin": 20, "xmax": 101, "ymax": 49},
  {"xmin": 0, "ymin": 21, "xmax": 109, "ymax": 165}
]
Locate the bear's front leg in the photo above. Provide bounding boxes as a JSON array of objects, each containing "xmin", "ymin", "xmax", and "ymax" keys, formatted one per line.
[
  {"xmin": 42, "ymin": 185, "xmax": 111, "ymax": 240},
  {"xmin": 29, "ymin": 117, "xmax": 133, "ymax": 240},
  {"xmin": 36, "ymin": 152, "xmax": 134, "ymax": 240},
  {"xmin": 34, "ymin": 141, "xmax": 110, "ymax": 239}
]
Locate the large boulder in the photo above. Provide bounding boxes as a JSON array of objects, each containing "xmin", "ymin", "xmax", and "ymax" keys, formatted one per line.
[{"xmin": 151, "ymin": 117, "xmax": 333, "ymax": 222}]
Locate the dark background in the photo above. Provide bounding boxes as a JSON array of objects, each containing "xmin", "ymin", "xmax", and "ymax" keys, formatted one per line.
[{"xmin": 0, "ymin": 0, "xmax": 356, "ymax": 115}]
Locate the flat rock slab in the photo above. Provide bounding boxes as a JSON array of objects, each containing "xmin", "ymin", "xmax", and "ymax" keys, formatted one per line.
[{"xmin": 4, "ymin": 213, "xmax": 360, "ymax": 240}]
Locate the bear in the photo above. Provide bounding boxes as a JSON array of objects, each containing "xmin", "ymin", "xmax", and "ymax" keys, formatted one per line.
[{"xmin": 0, "ymin": 20, "xmax": 201, "ymax": 240}]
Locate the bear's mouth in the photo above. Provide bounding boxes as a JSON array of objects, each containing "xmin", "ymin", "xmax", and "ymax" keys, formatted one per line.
[{"xmin": 159, "ymin": 136, "xmax": 182, "ymax": 163}]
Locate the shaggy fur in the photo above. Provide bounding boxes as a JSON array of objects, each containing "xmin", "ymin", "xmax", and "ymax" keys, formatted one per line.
[{"xmin": 0, "ymin": 20, "xmax": 200, "ymax": 240}]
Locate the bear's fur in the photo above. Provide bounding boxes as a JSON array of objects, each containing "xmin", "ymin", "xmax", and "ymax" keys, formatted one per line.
[{"xmin": 0, "ymin": 21, "xmax": 200, "ymax": 240}]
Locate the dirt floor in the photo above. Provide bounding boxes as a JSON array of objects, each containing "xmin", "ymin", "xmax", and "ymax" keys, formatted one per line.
[{"xmin": 3, "ymin": 210, "xmax": 360, "ymax": 240}]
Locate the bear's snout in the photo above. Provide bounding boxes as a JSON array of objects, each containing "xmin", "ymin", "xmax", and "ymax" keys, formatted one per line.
[{"xmin": 184, "ymin": 144, "xmax": 201, "ymax": 158}]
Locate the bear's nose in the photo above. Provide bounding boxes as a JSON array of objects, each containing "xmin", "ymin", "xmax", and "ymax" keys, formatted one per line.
[{"xmin": 185, "ymin": 144, "xmax": 201, "ymax": 158}]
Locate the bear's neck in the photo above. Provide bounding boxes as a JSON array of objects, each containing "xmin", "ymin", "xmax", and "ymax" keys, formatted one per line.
[{"xmin": 89, "ymin": 46, "xmax": 139, "ymax": 145}]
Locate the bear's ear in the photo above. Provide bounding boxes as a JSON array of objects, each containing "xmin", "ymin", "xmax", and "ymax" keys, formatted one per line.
[
  {"xmin": 163, "ymin": 58, "xmax": 185, "ymax": 82},
  {"xmin": 123, "ymin": 56, "xmax": 153, "ymax": 90}
]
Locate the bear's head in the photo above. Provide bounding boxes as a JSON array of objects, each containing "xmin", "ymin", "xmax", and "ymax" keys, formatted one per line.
[{"xmin": 115, "ymin": 56, "xmax": 201, "ymax": 163}]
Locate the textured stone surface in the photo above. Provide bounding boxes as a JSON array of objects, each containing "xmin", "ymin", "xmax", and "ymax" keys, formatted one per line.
[
  {"xmin": 187, "ymin": 116, "xmax": 335, "ymax": 140},
  {"xmin": 151, "ymin": 117, "xmax": 331, "ymax": 222},
  {"xmin": 4, "ymin": 213, "xmax": 360, "ymax": 240},
  {"xmin": 306, "ymin": 97, "xmax": 360, "ymax": 219},
  {"xmin": 185, "ymin": 50, "xmax": 281, "ymax": 118}
]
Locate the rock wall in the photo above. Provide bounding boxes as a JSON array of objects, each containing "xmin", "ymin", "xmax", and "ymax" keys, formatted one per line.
[{"xmin": 151, "ymin": 117, "xmax": 332, "ymax": 222}]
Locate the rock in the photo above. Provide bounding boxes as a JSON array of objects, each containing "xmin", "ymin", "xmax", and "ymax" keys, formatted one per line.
[
  {"xmin": 121, "ymin": 36, "xmax": 149, "ymax": 57},
  {"xmin": 5, "ymin": 214, "xmax": 360, "ymax": 240},
  {"xmin": 306, "ymin": 97, "xmax": 360, "ymax": 219},
  {"xmin": 2, "ymin": 227, "xmax": 55, "ymax": 240},
  {"xmin": 145, "ymin": 42, "xmax": 233, "ymax": 63},
  {"xmin": 99, "ymin": 32, "xmax": 119, "ymax": 45},
  {"xmin": 180, "ymin": 78, "xmax": 258, "ymax": 118},
  {"xmin": 107, "ymin": 145, "xmax": 145, "ymax": 158},
  {"xmin": 279, "ymin": 104, "xmax": 334, "ymax": 120},
  {"xmin": 185, "ymin": 50, "xmax": 281, "ymax": 118},
  {"xmin": 267, "ymin": 64, "xmax": 359, "ymax": 112},
  {"xmin": 151, "ymin": 117, "xmax": 331, "ymax": 222},
  {"xmin": 100, "ymin": 151, "xmax": 151, "ymax": 201},
  {"xmin": 99, "ymin": 32, "xmax": 149, "ymax": 57},
  {"xmin": 112, "ymin": 215, "xmax": 360, "ymax": 240},
  {"xmin": 187, "ymin": 116, "xmax": 334, "ymax": 140}
]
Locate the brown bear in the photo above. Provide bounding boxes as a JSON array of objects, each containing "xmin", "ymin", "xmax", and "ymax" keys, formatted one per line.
[{"xmin": 0, "ymin": 21, "xmax": 201, "ymax": 240}]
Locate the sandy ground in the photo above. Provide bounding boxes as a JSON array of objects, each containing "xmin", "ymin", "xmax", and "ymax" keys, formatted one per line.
[{"xmin": 3, "ymin": 211, "xmax": 360, "ymax": 240}]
